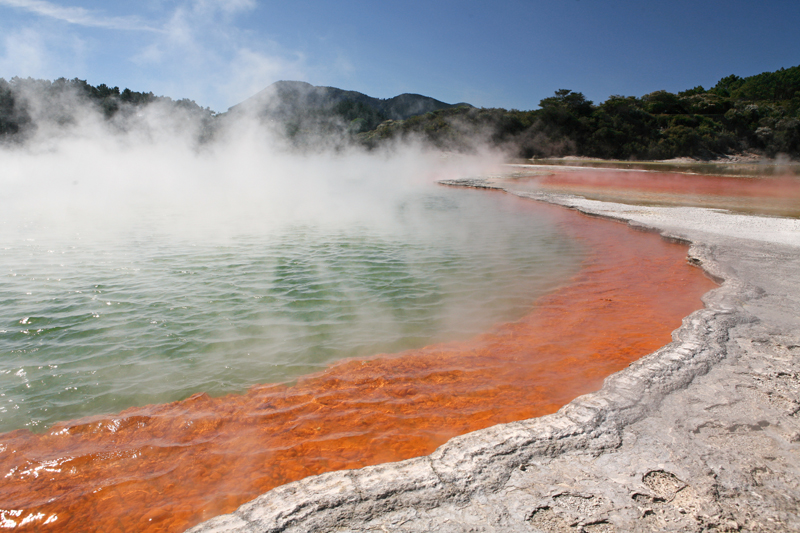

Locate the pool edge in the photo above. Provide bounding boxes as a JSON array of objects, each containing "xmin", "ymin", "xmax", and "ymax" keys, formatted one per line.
[{"xmin": 187, "ymin": 178, "xmax": 800, "ymax": 532}]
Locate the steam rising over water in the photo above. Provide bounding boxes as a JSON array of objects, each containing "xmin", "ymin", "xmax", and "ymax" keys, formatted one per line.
[
  {"xmin": 0, "ymin": 85, "xmax": 716, "ymax": 532},
  {"xmin": 1, "ymin": 90, "xmax": 583, "ymax": 433},
  {"xmin": 0, "ymin": 187, "xmax": 584, "ymax": 433}
]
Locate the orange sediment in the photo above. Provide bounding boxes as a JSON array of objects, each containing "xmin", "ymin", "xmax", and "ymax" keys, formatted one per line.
[
  {"xmin": 538, "ymin": 170, "xmax": 799, "ymax": 197},
  {"xmin": 515, "ymin": 170, "xmax": 800, "ymax": 217},
  {"xmin": 0, "ymin": 196, "xmax": 717, "ymax": 532}
]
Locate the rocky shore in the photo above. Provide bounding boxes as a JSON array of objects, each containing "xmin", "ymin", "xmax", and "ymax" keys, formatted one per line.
[{"xmin": 188, "ymin": 175, "xmax": 800, "ymax": 532}]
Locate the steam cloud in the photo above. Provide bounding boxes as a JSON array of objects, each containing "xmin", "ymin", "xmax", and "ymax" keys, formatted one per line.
[{"xmin": 0, "ymin": 81, "xmax": 505, "ymax": 245}]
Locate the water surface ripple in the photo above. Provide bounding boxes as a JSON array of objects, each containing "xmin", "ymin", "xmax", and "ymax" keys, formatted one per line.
[
  {"xmin": 1, "ymin": 189, "xmax": 582, "ymax": 433},
  {"xmin": 0, "ymin": 187, "xmax": 717, "ymax": 532}
]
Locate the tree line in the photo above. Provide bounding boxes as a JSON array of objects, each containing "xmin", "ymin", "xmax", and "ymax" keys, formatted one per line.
[
  {"xmin": 358, "ymin": 65, "xmax": 800, "ymax": 159},
  {"xmin": 2, "ymin": 65, "xmax": 798, "ymax": 159},
  {"xmin": 0, "ymin": 77, "xmax": 213, "ymax": 142}
]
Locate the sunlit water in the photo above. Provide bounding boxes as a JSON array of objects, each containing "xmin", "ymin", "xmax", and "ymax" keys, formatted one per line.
[{"xmin": 0, "ymin": 188, "xmax": 584, "ymax": 433}]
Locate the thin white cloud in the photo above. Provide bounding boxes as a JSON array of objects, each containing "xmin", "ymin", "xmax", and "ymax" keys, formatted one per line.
[
  {"xmin": 0, "ymin": 0, "xmax": 159, "ymax": 31},
  {"xmin": 0, "ymin": 27, "xmax": 48, "ymax": 76},
  {"xmin": 0, "ymin": 0, "xmax": 351, "ymax": 111},
  {"xmin": 0, "ymin": 25, "xmax": 87, "ymax": 79},
  {"xmin": 190, "ymin": 0, "xmax": 256, "ymax": 16},
  {"xmin": 128, "ymin": 1, "xmax": 311, "ymax": 109},
  {"xmin": 224, "ymin": 47, "xmax": 308, "ymax": 104}
]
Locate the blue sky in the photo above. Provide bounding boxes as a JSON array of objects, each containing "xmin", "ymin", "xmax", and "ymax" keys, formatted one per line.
[{"xmin": 1, "ymin": 0, "xmax": 798, "ymax": 113}]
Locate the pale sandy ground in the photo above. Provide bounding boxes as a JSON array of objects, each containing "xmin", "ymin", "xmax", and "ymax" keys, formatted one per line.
[{"xmin": 189, "ymin": 174, "xmax": 800, "ymax": 533}]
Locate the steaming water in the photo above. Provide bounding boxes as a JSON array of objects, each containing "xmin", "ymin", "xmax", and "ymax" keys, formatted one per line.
[{"xmin": 0, "ymin": 187, "xmax": 584, "ymax": 433}]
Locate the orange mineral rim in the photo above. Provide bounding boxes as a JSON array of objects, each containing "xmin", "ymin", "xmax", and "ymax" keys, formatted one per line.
[{"xmin": 0, "ymin": 193, "xmax": 716, "ymax": 532}]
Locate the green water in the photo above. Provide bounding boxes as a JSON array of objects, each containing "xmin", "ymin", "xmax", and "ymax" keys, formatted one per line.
[{"xmin": 0, "ymin": 188, "xmax": 584, "ymax": 433}]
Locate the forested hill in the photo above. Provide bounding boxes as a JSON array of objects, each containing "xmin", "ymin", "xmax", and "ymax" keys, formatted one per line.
[
  {"xmin": 231, "ymin": 81, "xmax": 467, "ymax": 121},
  {"xmin": 226, "ymin": 80, "xmax": 471, "ymax": 137},
  {"xmin": 0, "ymin": 77, "xmax": 213, "ymax": 140},
  {"xmin": 0, "ymin": 77, "xmax": 468, "ymax": 145},
  {"xmin": 364, "ymin": 65, "xmax": 800, "ymax": 159},
  {"xmin": 1, "ymin": 65, "xmax": 799, "ymax": 159}
]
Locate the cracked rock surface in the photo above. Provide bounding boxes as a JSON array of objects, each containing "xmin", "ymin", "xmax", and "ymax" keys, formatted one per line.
[{"xmin": 188, "ymin": 176, "xmax": 800, "ymax": 533}]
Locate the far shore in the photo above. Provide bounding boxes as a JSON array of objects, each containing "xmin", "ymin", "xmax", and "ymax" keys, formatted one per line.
[{"xmin": 513, "ymin": 154, "xmax": 800, "ymax": 178}]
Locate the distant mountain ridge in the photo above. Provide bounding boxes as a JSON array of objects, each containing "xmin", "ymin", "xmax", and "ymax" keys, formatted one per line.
[{"xmin": 229, "ymin": 80, "xmax": 471, "ymax": 121}]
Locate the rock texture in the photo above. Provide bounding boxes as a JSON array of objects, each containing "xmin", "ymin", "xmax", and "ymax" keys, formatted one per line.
[{"xmin": 188, "ymin": 175, "xmax": 800, "ymax": 532}]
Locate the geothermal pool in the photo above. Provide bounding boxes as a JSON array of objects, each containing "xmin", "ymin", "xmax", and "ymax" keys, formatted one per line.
[
  {"xmin": 0, "ymin": 183, "xmax": 716, "ymax": 532},
  {"xmin": 0, "ymin": 188, "xmax": 585, "ymax": 433}
]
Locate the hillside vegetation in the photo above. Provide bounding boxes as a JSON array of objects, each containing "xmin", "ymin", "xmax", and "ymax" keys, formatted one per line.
[
  {"xmin": 224, "ymin": 80, "xmax": 469, "ymax": 148},
  {"xmin": 360, "ymin": 65, "xmax": 800, "ymax": 159},
  {"xmin": 0, "ymin": 77, "xmax": 214, "ymax": 142},
  {"xmin": 1, "ymin": 66, "xmax": 798, "ymax": 159}
]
